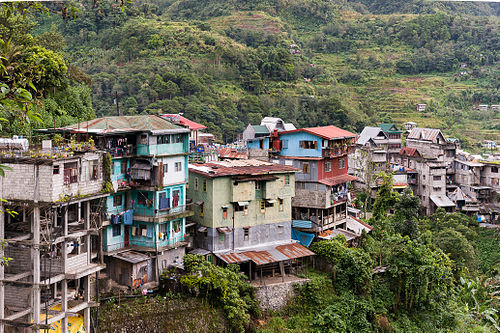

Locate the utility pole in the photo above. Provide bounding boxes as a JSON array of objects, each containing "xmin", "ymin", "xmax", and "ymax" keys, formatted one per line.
[{"xmin": 114, "ymin": 91, "xmax": 120, "ymax": 116}]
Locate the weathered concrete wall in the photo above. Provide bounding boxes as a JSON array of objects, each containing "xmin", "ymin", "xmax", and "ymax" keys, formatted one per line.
[{"xmin": 254, "ymin": 278, "xmax": 310, "ymax": 311}]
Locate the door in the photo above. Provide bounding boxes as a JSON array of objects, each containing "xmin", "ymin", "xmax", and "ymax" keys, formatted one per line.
[{"xmin": 124, "ymin": 226, "xmax": 130, "ymax": 247}]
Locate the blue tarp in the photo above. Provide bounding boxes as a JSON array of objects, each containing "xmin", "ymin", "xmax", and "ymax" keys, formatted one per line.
[
  {"xmin": 292, "ymin": 220, "xmax": 313, "ymax": 229},
  {"xmin": 292, "ymin": 229, "xmax": 315, "ymax": 247}
]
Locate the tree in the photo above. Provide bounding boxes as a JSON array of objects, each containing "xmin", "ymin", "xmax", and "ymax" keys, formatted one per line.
[
  {"xmin": 371, "ymin": 172, "xmax": 399, "ymax": 223},
  {"xmin": 387, "ymin": 235, "xmax": 454, "ymax": 311},
  {"xmin": 392, "ymin": 187, "xmax": 420, "ymax": 239}
]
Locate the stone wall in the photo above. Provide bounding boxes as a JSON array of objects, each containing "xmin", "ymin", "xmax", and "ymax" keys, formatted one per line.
[{"xmin": 254, "ymin": 278, "xmax": 310, "ymax": 311}]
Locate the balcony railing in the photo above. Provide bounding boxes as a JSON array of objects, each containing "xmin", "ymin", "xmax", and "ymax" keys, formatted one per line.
[
  {"xmin": 133, "ymin": 204, "xmax": 192, "ymax": 219},
  {"xmin": 322, "ymin": 147, "xmax": 348, "ymax": 158}
]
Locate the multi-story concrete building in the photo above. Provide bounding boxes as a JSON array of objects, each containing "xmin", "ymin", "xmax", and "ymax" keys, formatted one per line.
[
  {"xmin": 187, "ymin": 159, "xmax": 313, "ymax": 280},
  {"xmin": 247, "ymin": 126, "xmax": 360, "ymax": 233},
  {"xmin": 378, "ymin": 123, "xmax": 403, "ymax": 162},
  {"xmin": 406, "ymin": 127, "xmax": 457, "ymax": 164},
  {"xmin": 47, "ymin": 115, "xmax": 193, "ymax": 289},
  {"xmin": 0, "ymin": 147, "xmax": 106, "ymax": 332}
]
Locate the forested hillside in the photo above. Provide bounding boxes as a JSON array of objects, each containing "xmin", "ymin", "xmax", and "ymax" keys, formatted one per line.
[{"xmin": 4, "ymin": 0, "xmax": 500, "ymax": 144}]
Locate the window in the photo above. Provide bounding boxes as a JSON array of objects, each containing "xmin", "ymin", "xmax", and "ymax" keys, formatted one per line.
[
  {"xmin": 112, "ymin": 224, "xmax": 121, "ymax": 237},
  {"xmin": 194, "ymin": 177, "xmax": 199, "ymax": 191},
  {"xmin": 164, "ymin": 163, "xmax": 168, "ymax": 173},
  {"xmin": 200, "ymin": 204, "xmax": 204, "ymax": 217},
  {"xmin": 255, "ymin": 182, "xmax": 261, "ymax": 190},
  {"xmin": 423, "ymin": 175, "xmax": 426, "ymax": 180},
  {"xmin": 492, "ymin": 167, "xmax": 499, "ymax": 173},
  {"xmin": 259, "ymin": 140, "xmax": 264, "ymax": 149},
  {"xmin": 218, "ymin": 233, "xmax": 224, "ymax": 243},
  {"xmin": 284, "ymin": 175, "xmax": 290, "ymax": 185},
  {"xmin": 433, "ymin": 175, "xmax": 441, "ymax": 181},
  {"xmin": 175, "ymin": 162, "xmax": 182, "ymax": 172},
  {"xmin": 235, "ymin": 203, "xmax": 248, "ymax": 215},
  {"xmin": 325, "ymin": 161, "xmax": 332, "ymax": 172},
  {"xmin": 159, "ymin": 223, "xmax": 169, "ymax": 234},
  {"xmin": 121, "ymin": 160, "xmax": 128, "ymax": 174},
  {"xmin": 90, "ymin": 160, "xmax": 99, "ymax": 180},
  {"xmin": 222, "ymin": 207, "xmax": 228, "ymax": 219},
  {"xmin": 302, "ymin": 162, "xmax": 309, "ymax": 174},
  {"xmin": 338, "ymin": 159, "xmax": 345, "ymax": 169},
  {"xmin": 279, "ymin": 199, "xmax": 284, "ymax": 212},
  {"xmin": 433, "ymin": 187, "xmax": 442, "ymax": 192},
  {"xmin": 203, "ymin": 179, "xmax": 207, "ymax": 192},
  {"xmin": 243, "ymin": 228, "xmax": 249, "ymax": 241},
  {"xmin": 53, "ymin": 165, "xmax": 60, "ymax": 175},
  {"xmin": 140, "ymin": 134, "xmax": 147, "ymax": 145},
  {"xmin": 113, "ymin": 194, "xmax": 122, "ymax": 207},
  {"xmin": 282, "ymin": 140, "xmax": 288, "ymax": 149},
  {"xmin": 64, "ymin": 162, "xmax": 78, "ymax": 185},
  {"xmin": 278, "ymin": 225, "xmax": 284, "ymax": 234},
  {"xmin": 260, "ymin": 200, "xmax": 265, "ymax": 213},
  {"xmin": 174, "ymin": 134, "xmax": 183, "ymax": 143},
  {"xmin": 299, "ymin": 140, "xmax": 318, "ymax": 149},
  {"xmin": 165, "ymin": 135, "xmax": 171, "ymax": 144}
]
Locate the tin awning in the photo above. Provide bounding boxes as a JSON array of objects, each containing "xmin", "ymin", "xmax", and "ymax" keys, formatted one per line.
[
  {"xmin": 217, "ymin": 227, "xmax": 231, "ymax": 233},
  {"xmin": 214, "ymin": 242, "xmax": 314, "ymax": 266},
  {"xmin": 237, "ymin": 201, "xmax": 249, "ymax": 206},
  {"xmin": 266, "ymin": 199, "xmax": 277, "ymax": 204},
  {"xmin": 198, "ymin": 226, "xmax": 207, "ymax": 232},
  {"xmin": 430, "ymin": 195, "xmax": 455, "ymax": 208}
]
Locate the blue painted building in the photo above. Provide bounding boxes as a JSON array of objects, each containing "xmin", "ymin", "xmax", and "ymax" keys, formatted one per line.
[{"xmin": 58, "ymin": 115, "xmax": 193, "ymax": 288}]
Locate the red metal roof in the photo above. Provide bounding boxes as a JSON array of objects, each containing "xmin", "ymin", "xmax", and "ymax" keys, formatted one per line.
[
  {"xmin": 399, "ymin": 147, "xmax": 421, "ymax": 157},
  {"xmin": 161, "ymin": 114, "xmax": 207, "ymax": 131},
  {"xmin": 215, "ymin": 242, "xmax": 314, "ymax": 265},
  {"xmin": 280, "ymin": 125, "xmax": 356, "ymax": 140},
  {"xmin": 278, "ymin": 155, "xmax": 323, "ymax": 161},
  {"xmin": 189, "ymin": 159, "xmax": 299, "ymax": 178},
  {"xmin": 318, "ymin": 174, "xmax": 358, "ymax": 186}
]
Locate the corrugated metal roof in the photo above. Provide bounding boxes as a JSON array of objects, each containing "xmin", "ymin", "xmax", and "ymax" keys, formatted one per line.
[
  {"xmin": 189, "ymin": 159, "xmax": 299, "ymax": 177},
  {"xmin": 407, "ymin": 127, "xmax": 443, "ymax": 141},
  {"xmin": 430, "ymin": 195, "xmax": 455, "ymax": 207},
  {"xmin": 356, "ymin": 127, "xmax": 387, "ymax": 146},
  {"xmin": 318, "ymin": 174, "xmax": 358, "ymax": 186},
  {"xmin": 280, "ymin": 125, "xmax": 356, "ymax": 140},
  {"xmin": 217, "ymin": 147, "xmax": 247, "ymax": 160},
  {"xmin": 252, "ymin": 125, "xmax": 270, "ymax": 135},
  {"xmin": 161, "ymin": 114, "xmax": 206, "ymax": 130},
  {"xmin": 399, "ymin": 147, "xmax": 421, "ymax": 157},
  {"xmin": 111, "ymin": 250, "xmax": 150, "ymax": 264},
  {"xmin": 318, "ymin": 229, "xmax": 358, "ymax": 241},
  {"xmin": 292, "ymin": 220, "xmax": 313, "ymax": 229},
  {"xmin": 215, "ymin": 242, "xmax": 314, "ymax": 265},
  {"xmin": 57, "ymin": 115, "xmax": 188, "ymax": 135},
  {"xmin": 379, "ymin": 123, "xmax": 401, "ymax": 134}
]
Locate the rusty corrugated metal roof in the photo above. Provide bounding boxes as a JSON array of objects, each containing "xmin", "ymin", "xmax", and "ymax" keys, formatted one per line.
[
  {"xmin": 217, "ymin": 147, "xmax": 247, "ymax": 160},
  {"xmin": 189, "ymin": 159, "xmax": 299, "ymax": 178},
  {"xmin": 215, "ymin": 242, "xmax": 314, "ymax": 266},
  {"xmin": 56, "ymin": 115, "xmax": 188, "ymax": 135},
  {"xmin": 318, "ymin": 174, "xmax": 358, "ymax": 186}
]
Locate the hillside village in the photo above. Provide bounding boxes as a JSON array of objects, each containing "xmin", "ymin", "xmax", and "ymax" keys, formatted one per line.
[{"xmin": 0, "ymin": 112, "xmax": 498, "ymax": 332}]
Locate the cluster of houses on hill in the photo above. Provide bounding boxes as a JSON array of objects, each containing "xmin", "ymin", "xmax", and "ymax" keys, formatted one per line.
[{"xmin": 0, "ymin": 114, "xmax": 498, "ymax": 332}]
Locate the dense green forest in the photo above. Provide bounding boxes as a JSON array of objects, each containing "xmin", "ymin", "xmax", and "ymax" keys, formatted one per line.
[{"xmin": 1, "ymin": 0, "xmax": 499, "ymax": 144}]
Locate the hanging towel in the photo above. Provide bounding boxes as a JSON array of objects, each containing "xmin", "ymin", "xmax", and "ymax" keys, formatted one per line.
[
  {"xmin": 147, "ymin": 228, "xmax": 153, "ymax": 238},
  {"xmin": 159, "ymin": 232, "xmax": 163, "ymax": 240},
  {"xmin": 142, "ymin": 228, "xmax": 148, "ymax": 237},
  {"xmin": 132, "ymin": 227, "xmax": 137, "ymax": 235},
  {"xmin": 123, "ymin": 209, "xmax": 134, "ymax": 225}
]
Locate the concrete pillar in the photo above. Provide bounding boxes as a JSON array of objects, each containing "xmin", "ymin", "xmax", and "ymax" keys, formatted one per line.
[
  {"xmin": 85, "ymin": 201, "xmax": 91, "ymax": 265},
  {"xmin": 32, "ymin": 165, "xmax": 41, "ymax": 332},
  {"xmin": 0, "ymin": 199, "xmax": 4, "ymax": 333},
  {"xmin": 61, "ymin": 280, "xmax": 68, "ymax": 333},
  {"xmin": 83, "ymin": 275, "xmax": 91, "ymax": 332}
]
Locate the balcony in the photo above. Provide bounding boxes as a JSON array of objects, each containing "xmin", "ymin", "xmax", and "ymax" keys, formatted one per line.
[
  {"xmin": 133, "ymin": 204, "xmax": 194, "ymax": 222},
  {"xmin": 322, "ymin": 147, "xmax": 347, "ymax": 158}
]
